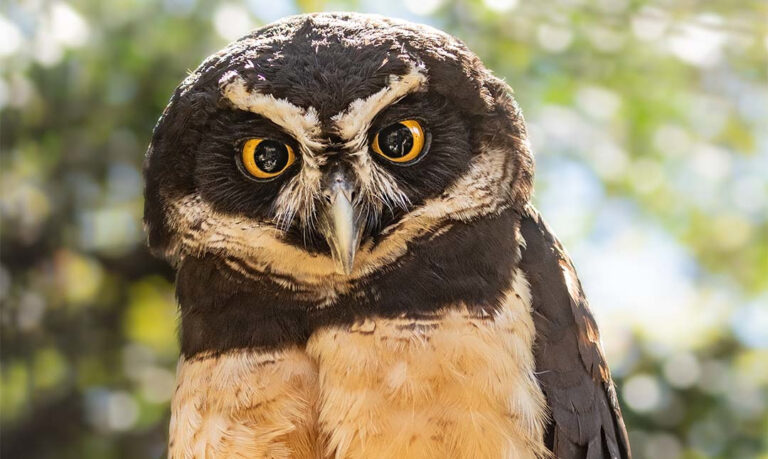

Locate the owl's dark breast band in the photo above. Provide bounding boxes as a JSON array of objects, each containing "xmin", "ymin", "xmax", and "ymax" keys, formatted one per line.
[{"xmin": 176, "ymin": 207, "xmax": 523, "ymax": 357}]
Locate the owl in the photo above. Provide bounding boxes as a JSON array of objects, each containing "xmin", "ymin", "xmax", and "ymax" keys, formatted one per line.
[{"xmin": 143, "ymin": 12, "xmax": 630, "ymax": 459}]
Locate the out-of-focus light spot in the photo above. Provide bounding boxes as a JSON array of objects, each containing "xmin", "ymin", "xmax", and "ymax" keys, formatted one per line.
[
  {"xmin": 1, "ymin": 362, "xmax": 29, "ymax": 421},
  {"xmin": 734, "ymin": 350, "xmax": 768, "ymax": 386},
  {"xmin": 533, "ymin": 105, "xmax": 594, "ymax": 153},
  {"xmin": 122, "ymin": 343, "xmax": 157, "ymax": 380},
  {"xmin": 653, "ymin": 124, "xmax": 692, "ymax": 157},
  {"xmin": 107, "ymin": 163, "xmax": 142, "ymax": 203},
  {"xmin": 712, "ymin": 214, "xmax": 753, "ymax": 250},
  {"xmin": 669, "ymin": 170, "xmax": 720, "ymax": 214},
  {"xmin": 0, "ymin": 177, "xmax": 51, "ymax": 238},
  {"xmin": 537, "ymin": 24, "xmax": 573, "ymax": 53},
  {"xmin": 667, "ymin": 16, "xmax": 726, "ymax": 67},
  {"xmin": 86, "ymin": 389, "xmax": 139, "ymax": 432},
  {"xmin": 631, "ymin": 7, "xmax": 669, "ymax": 41},
  {"xmin": 586, "ymin": 26, "xmax": 626, "ymax": 53},
  {"xmin": 537, "ymin": 159, "xmax": 603, "ymax": 244},
  {"xmin": 17, "ymin": 291, "xmax": 46, "ymax": 331},
  {"xmin": 730, "ymin": 174, "xmax": 767, "ymax": 215},
  {"xmin": 724, "ymin": 27, "xmax": 754, "ymax": 52},
  {"xmin": 536, "ymin": 106, "xmax": 578, "ymax": 142},
  {"xmin": 724, "ymin": 372, "xmax": 765, "ymax": 419},
  {"xmin": 124, "ymin": 278, "xmax": 179, "ymax": 356},
  {"xmin": 590, "ymin": 140, "xmax": 629, "ymax": 179},
  {"xmin": 138, "ymin": 367, "xmax": 176, "ymax": 403},
  {"xmin": 30, "ymin": 1, "xmax": 90, "ymax": 67},
  {"xmin": 526, "ymin": 122, "xmax": 547, "ymax": 152},
  {"xmin": 33, "ymin": 28, "xmax": 63, "ymax": 66},
  {"xmin": 623, "ymin": 374, "xmax": 663, "ymax": 412},
  {"xmin": 0, "ymin": 15, "xmax": 23, "ymax": 57},
  {"xmin": 735, "ymin": 85, "xmax": 768, "ymax": 125},
  {"xmin": 68, "ymin": 172, "xmax": 100, "ymax": 208},
  {"xmin": 662, "ymin": 352, "xmax": 701, "ymax": 388},
  {"xmin": 651, "ymin": 393, "xmax": 685, "ymax": 427},
  {"xmin": 163, "ymin": 0, "xmax": 197, "ymax": 16},
  {"xmin": 247, "ymin": 0, "xmax": 297, "ymax": 22},
  {"xmin": 54, "ymin": 251, "xmax": 104, "ymax": 306},
  {"xmin": 358, "ymin": 0, "xmax": 404, "ymax": 17},
  {"xmin": 644, "ymin": 433, "xmax": 683, "ymax": 459},
  {"xmin": 404, "ymin": 0, "xmax": 443, "ymax": 16},
  {"xmin": 5, "ymin": 74, "xmax": 35, "ymax": 109},
  {"xmin": 698, "ymin": 359, "xmax": 730, "ymax": 394},
  {"xmin": 595, "ymin": 0, "xmax": 628, "ymax": 14},
  {"xmin": 33, "ymin": 348, "xmax": 68, "ymax": 390},
  {"xmin": 599, "ymin": 321, "xmax": 636, "ymax": 376},
  {"xmin": 213, "ymin": 4, "xmax": 253, "ymax": 42},
  {"xmin": 576, "ymin": 86, "xmax": 621, "ymax": 121},
  {"xmin": 731, "ymin": 300, "xmax": 768, "ymax": 348},
  {"xmin": 79, "ymin": 207, "xmax": 140, "ymax": 252},
  {"xmin": 483, "ymin": 0, "xmax": 519, "ymax": 13},
  {"xmin": 688, "ymin": 95, "xmax": 730, "ymax": 139},
  {"xmin": 688, "ymin": 417, "xmax": 727, "ymax": 456},
  {"xmin": 691, "ymin": 143, "xmax": 731, "ymax": 183},
  {"xmin": 630, "ymin": 158, "xmax": 664, "ymax": 194},
  {"xmin": 50, "ymin": 2, "xmax": 90, "ymax": 48}
]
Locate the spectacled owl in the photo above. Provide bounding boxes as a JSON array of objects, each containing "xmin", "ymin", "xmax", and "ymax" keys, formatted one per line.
[{"xmin": 143, "ymin": 12, "xmax": 630, "ymax": 459}]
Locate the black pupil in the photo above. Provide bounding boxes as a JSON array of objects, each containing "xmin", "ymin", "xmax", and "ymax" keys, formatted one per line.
[
  {"xmin": 254, "ymin": 140, "xmax": 289, "ymax": 173},
  {"xmin": 379, "ymin": 123, "xmax": 414, "ymax": 158}
]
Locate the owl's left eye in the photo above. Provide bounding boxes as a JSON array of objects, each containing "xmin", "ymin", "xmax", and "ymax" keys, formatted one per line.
[
  {"xmin": 371, "ymin": 120, "xmax": 426, "ymax": 164},
  {"xmin": 239, "ymin": 138, "xmax": 296, "ymax": 180}
]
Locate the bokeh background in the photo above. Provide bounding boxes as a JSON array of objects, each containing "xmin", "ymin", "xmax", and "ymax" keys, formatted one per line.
[{"xmin": 1, "ymin": 0, "xmax": 767, "ymax": 457}]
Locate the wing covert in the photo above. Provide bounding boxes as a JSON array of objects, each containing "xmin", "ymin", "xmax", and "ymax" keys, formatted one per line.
[{"xmin": 519, "ymin": 207, "xmax": 631, "ymax": 459}]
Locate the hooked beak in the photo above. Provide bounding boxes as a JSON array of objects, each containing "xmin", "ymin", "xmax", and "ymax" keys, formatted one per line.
[{"xmin": 319, "ymin": 175, "xmax": 361, "ymax": 275}]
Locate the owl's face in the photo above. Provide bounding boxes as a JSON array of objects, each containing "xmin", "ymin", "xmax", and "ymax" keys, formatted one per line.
[
  {"xmin": 145, "ymin": 13, "xmax": 532, "ymax": 284},
  {"xmin": 199, "ymin": 64, "xmax": 472, "ymax": 274}
]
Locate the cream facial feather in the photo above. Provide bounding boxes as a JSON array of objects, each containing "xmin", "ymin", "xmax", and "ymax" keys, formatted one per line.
[
  {"xmin": 220, "ymin": 72, "xmax": 324, "ymax": 156},
  {"xmin": 332, "ymin": 65, "xmax": 428, "ymax": 148},
  {"xmin": 161, "ymin": 145, "xmax": 513, "ymax": 288}
]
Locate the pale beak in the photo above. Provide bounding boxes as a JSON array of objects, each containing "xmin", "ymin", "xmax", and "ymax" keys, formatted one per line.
[{"xmin": 319, "ymin": 175, "xmax": 361, "ymax": 275}]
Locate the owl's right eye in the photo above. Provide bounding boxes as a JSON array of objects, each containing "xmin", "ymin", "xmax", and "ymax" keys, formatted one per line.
[
  {"xmin": 371, "ymin": 120, "xmax": 426, "ymax": 164},
  {"xmin": 239, "ymin": 138, "xmax": 296, "ymax": 180}
]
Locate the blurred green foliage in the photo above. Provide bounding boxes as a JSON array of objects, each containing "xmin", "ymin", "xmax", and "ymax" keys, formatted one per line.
[{"xmin": 1, "ymin": 1, "xmax": 766, "ymax": 458}]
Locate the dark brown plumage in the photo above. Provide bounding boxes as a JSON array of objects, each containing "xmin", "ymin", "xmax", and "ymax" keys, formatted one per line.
[{"xmin": 520, "ymin": 207, "xmax": 631, "ymax": 458}]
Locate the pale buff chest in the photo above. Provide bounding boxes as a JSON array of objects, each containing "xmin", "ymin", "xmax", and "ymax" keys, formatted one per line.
[{"xmin": 168, "ymin": 271, "xmax": 548, "ymax": 459}]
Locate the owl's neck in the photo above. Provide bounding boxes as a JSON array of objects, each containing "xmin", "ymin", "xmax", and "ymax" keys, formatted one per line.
[{"xmin": 175, "ymin": 207, "xmax": 524, "ymax": 359}]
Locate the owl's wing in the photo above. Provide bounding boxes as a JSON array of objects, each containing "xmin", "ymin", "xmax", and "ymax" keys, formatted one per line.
[{"xmin": 518, "ymin": 206, "xmax": 631, "ymax": 459}]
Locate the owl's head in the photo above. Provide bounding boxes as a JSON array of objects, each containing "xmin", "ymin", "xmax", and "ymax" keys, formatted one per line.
[{"xmin": 144, "ymin": 13, "xmax": 532, "ymax": 284}]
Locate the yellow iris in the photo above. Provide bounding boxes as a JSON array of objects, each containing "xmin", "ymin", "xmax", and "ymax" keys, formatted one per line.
[
  {"xmin": 241, "ymin": 138, "xmax": 296, "ymax": 179},
  {"xmin": 372, "ymin": 119, "xmax": 425, "ymax": 163}
]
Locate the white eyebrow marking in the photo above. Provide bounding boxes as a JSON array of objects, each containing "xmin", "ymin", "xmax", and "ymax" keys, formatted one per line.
[
  {"xmin": 219, "ymin": 71, "xmax": 324, "ymax": 154},
  {"xmin": 332, "ymin": 65, "xmax": 427, "ymax": 145}
]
